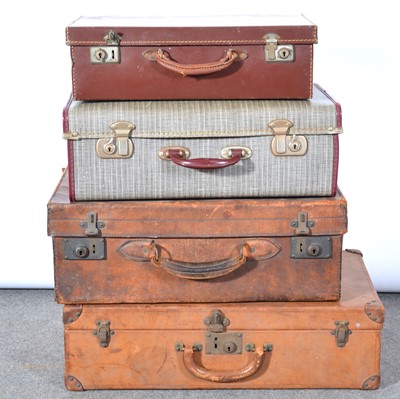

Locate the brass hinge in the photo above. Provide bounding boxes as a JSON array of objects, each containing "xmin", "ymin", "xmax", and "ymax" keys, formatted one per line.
[
  {"xmin": 331, "ymin": 321, "xmax": 352, "ymax": 348},
  {"xmin": 263, "ymin": 33, "xmax": 294, "ymax": 62}
]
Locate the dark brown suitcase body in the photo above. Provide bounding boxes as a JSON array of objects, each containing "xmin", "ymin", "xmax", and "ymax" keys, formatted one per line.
[
  {"xmin": 66, "ymin": 15, "xmax": 317, "ymax": 101},
  {"xmin": 63, "ymin": 250, "xmax": 384, "ymax": 390},
  {"xmin": 48, "ymin": 171, "xmax": 347, "ymax": 304}
]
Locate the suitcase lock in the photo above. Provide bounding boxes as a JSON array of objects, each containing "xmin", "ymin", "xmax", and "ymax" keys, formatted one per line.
[
  {"xmin": 269, "ymin": 119, "xmax": 307, "ymax": 156},
  {"xmin": 203, "ymin": 310, "xmax": 242, "ymax": 355},
  {"xmin": 90, "ymin": 30, "xmax": 121, "ymax": 64},
  {"xmin": 264, "ymin": 34, "xmax": 294, "ymax": 62},
  {"xmin": 96, "ymin": 121, "xmax": 135, "ymax": 159}
]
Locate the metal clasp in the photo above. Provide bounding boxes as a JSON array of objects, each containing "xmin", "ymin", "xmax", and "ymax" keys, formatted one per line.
[
  {"xmin": 269, "ymin": 119, "xmax": 307, "ymax": 156},
  {"xmin": 80, "ymin": 212, "xmax": 105, "ymax": 237},
  {"xmin": 203, "ymin": 310, "xmax": 243, "ymax": 355},
  {"xmin": 103, "ymin": 30, "xmax": 121, "ymax": 45},
  {"xmin": 93, "ymin": 320, "xmax": 114, "ymax": 348},
  {"xmin": 264, "ymin": 33, "xmax": 294, "ymax": 62},
  {"xmin": 290, "ymin": 212, "xmax": 315, "ymax": 235},
  {"xmin": 331, "ymin": 321, "xmax": 352, "ymax": 348},
  {"xmin": 96, "ymin": 121, "xmax": 135, "ymax": 159},
  {"xmin": 90, "ymin": 30, "xmax": 121, "ymax": 64}
]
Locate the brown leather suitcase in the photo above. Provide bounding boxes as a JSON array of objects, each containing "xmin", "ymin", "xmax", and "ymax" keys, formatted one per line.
[
  {"xmin": 66, "ymin": 15, "xmax": 317, "ymax": 100},
  {"xmin": 48, "ymin": 171, "xmax": 347, "ymax": 304},
  {"xmin": 63, "ymin": 250, "xmax": 384, "ymax": 390}
]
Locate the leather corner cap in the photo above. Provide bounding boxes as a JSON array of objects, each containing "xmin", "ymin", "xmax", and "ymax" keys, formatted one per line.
[
  {"xmin": 63, "ymin": 305, "xmax": 83, "ymax": 324},
  {"xmin": 65, "ymin": 375, "xmax": 84, "ymax": 391}
]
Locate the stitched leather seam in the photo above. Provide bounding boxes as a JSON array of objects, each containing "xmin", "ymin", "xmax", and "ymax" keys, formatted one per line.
[
  {"xmin": 67, "ymin": 38, "xmax": 317, "ymax": 46},
  {"xmin": 158, "ymin": 57, "xmax": 232, "ymax": 72},
  {"xmin": 71, "ymin": 45, "xmax": 77, "ymax": 98}
]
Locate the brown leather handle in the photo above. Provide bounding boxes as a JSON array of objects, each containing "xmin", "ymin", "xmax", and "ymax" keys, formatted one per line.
[
  {"xmin": 143, "ymin": 48, "xmax": 247, "ymax": 76},
  {"xmin": 169, "ymin": 148, "xmax": 243, "ymax": 170},
  {"xmin": 150, "ymin": 243, "xmax": 248, "ymax": 280},
  {"xmin": 182, "ymin": 347, "xmax": 265, "ymax": 383}
]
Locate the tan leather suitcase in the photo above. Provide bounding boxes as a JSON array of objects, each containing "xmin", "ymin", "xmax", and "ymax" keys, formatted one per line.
[
  {"xmin": 48, "ymin": 171, "xmax": 347, "ymax": 304},
  {"xmin": 63, "ymin": 250, "xmax": 384, "ymax": 390},
  {"xmin": 66, "ymin": 15, "xmax": 317, "ymax": 100}
]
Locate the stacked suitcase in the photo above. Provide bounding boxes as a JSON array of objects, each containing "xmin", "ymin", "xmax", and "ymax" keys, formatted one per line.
[{"xmin": 47, "ymin": 15, "xmax": 384, "ymax": 390}]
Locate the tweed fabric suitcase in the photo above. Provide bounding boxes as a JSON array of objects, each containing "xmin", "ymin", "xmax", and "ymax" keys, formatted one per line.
[
  {"xmin": 63, "ymin": 250, "xmax": 383, "ymax": 390},
  {"xmin": 66, "ymin": 14, "xmax": 317, "ymax": 101},
  {"xmin": 63, "ymin": 84, "xmax": 341, "ymax": 201},
  {"xmin": 48, "ymin": 170, "xmax": 347, "ymax": 304}
]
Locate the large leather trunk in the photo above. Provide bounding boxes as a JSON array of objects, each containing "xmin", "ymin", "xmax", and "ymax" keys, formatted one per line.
[
  {"xmin": 63, "ymin": 84, "xmax": 341, "ymax": 201},
  {"xmin": 63, "ymin": 250, "xmax": 383, "ymax": 390},
  {"xmin": 66, "ymin": 15, "xmax": 317, "ymax": 101},
  {"xmin": 48, "ymin": 171, "xmax": 347, "ymax": 304}
]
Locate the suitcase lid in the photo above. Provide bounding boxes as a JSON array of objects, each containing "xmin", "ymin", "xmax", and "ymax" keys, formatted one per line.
[
  {"xmin": 63, "ymin": 84, "xmax": 342, "ymax": 140},
  {"xmin": 66, "ymin": 14, "xmax": 317, "ymax": 46},
  {"xmin": 47, "ymin": 170, "xmax": 347, "ymax": 238},
  {"xmin": 64, "ymin": 250, "xmax": 383, "ymax": 332}
]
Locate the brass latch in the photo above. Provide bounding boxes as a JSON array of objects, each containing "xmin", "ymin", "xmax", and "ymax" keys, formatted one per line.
[
  {"xmin": 79, "ymin": 212, "xmax": 105, "ymax": 237},
  {"xmin": 290, "ymin": 212, "xmax": 315, "ymax": 235},
  {"xmin": 96, "ymin": 121, "xmax": 135, "ymax": 159},
  {"xmin": 331, "ymin": 321, "xmax": 352, "ymax": 348},
  {"xmin": 90, "ymin": 30, "xmax": 121, "ymax": 64},
  {"xmin": 269, "ymin": 119, "xmax": 307, "ymax": 156},
  {"xmin": 264, "ymin": 34, "xmax": 294, "ymax": 62},
  {"xmin": 93, "ymin": 320, "xmax": 114, "ymax": 348},
  {"xmin": 176, "ymin": 309, "xmax": 273, "ymax": 358},
  {"xmin": 64, "ymin": 212, "xmax": 106, "ymax": 260},
  {"xmin": 203, "ymin": 309, "xmax": 243, "ymax": 355},
  {"xmin": 204, "ymin": 309, "xmax": 230, "ymax": 332}
]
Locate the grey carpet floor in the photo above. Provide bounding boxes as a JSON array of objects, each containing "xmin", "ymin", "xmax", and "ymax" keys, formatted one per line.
[{"xmin": 0, "ymin": 290, "xmax": 399, "ymax": 399}]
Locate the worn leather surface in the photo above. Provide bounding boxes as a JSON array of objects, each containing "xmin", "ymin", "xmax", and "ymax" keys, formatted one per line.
[
  {"xmin": 63, "ymin": 250, "xmax": 383, "ymax": 390},
  {"xmin": 66, "ymin": 22, "xmax": 317, "ymax": 100},
  {"xmin": 48, "ymin": 172, "xmax": 347, "ymax": 304}
]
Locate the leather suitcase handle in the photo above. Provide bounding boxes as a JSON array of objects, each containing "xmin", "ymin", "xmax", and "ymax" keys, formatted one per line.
[
  {"xmin": 150, "ymin": 243, "xmax": 249, "ymax": 280},
  {"xmin": 182, "ymin": 347, "xmax": 265, "ymax": 383},
  {"xmin": 169, "ymin": 148, "xmax": 243, "ymax": 170},
  {"xmin": 143, "ymin": 48, "xmax": 247, "ymax": 76}
]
